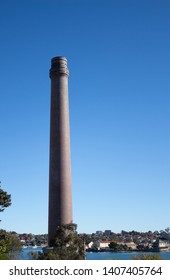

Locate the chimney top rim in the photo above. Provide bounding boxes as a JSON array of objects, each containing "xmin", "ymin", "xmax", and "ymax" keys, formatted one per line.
[{"xmin": 51, "ymin": 56, "xmax": 67, "ymax": 62}]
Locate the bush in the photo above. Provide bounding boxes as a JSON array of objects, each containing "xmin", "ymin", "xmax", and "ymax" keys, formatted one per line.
[
  {"xmin": 0, "ymin": 229, "xmax": 22, "ymax": 260},
  {"xmin": 40, "ymin": 223, "xmax": 85, "ymax": 260},
  {"xmin": 132, "ymin": 253, "xmax": 164, "ymax": 260}
]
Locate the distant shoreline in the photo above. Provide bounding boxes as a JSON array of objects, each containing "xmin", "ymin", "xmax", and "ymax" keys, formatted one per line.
[
  {"xmin": 86, "ymin": 248, "xmax": 170, "ymax": 253},
  {"xmin": 22, "ymin": 245, "xmax": 47, "ymax": 249}
]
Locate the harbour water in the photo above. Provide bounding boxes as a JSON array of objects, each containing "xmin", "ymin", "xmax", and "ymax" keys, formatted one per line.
[
  {"xmin": 21, "ymin": 247, "xmax": 170, "ymax": 260},
  {"xmin": 86, "ymin": 251, "xmax": 170, "ymax": 260}
]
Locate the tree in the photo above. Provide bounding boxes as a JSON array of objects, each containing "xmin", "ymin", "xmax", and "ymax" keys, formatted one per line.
[
  {"xmin": 40, "ymin": 223, "xmax": 85, "ymax": 260},
  {"xmin": 7, "ymin": 232, "xmax": 22, "ymax": 259},
  {"xmin": 0, "ymin": 182, "xmax": 11, "ymax": 216},
  {"xmin": 109, "ymin": 241, "xmax": 118, "ymax": 251},
  {"xmin": 109, "ymin": 242, "xmax": 129, "ymax": 251},
  {"xmin": 0, "ymin": 230, "xmax": 22, "ymax": 260},
  {"xmin": 0, "ymin": 182, "xmax": 21, "ymax": 259}
]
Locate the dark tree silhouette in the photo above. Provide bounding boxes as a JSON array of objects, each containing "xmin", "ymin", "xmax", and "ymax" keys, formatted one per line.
[{"xmin": 0, "ymin": 182, "xmax": 11, "ymax": 214}]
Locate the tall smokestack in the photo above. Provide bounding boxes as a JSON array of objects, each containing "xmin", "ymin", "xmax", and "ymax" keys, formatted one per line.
[{"xmin": 48, "ymin": 56, "xmax": 72, "ymax": 246}]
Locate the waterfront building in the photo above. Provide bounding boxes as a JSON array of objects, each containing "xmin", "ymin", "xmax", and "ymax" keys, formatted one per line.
[{"xmin": 153, "ymin": 238, "xmax": 170, "ymax": 252}]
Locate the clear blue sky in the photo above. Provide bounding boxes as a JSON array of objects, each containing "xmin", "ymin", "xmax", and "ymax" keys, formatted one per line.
[{"xmin": 0, "ymin": 0, "xmax": 169, "ymax": 234}]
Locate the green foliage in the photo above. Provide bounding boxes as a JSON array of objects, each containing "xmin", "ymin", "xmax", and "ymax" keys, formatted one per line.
[
  {"xmin": 0, "ymin": 182, "xmax": 21, "ymax": 259},
  {"xmin": 0, "ymin": 230, "xmax": 11, "ymax": 259},
  {"xmin": 109, "ymin": 241, "xmax": 118, "ymax": 250},
  {"xmin": 81, "ymin": 233, "xmax": 92, "ymax": 245},
  {"xmin": 0, "ymin": 229, "xmax": 22, "ymax": 259},
  {"xmin": 132, "ymin": 253, "xmax": 164, "ymax": 260},
  {"xmin": 109, "ymin": 241, "xmax": 128, "ymax": 251},
  {"xmin": 0, "ymin": 182, "xmax": 11, "ymax": 215},
  {"xmin": 40, "ymin": 223, "xmax": 85, "ymax": 260}
]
